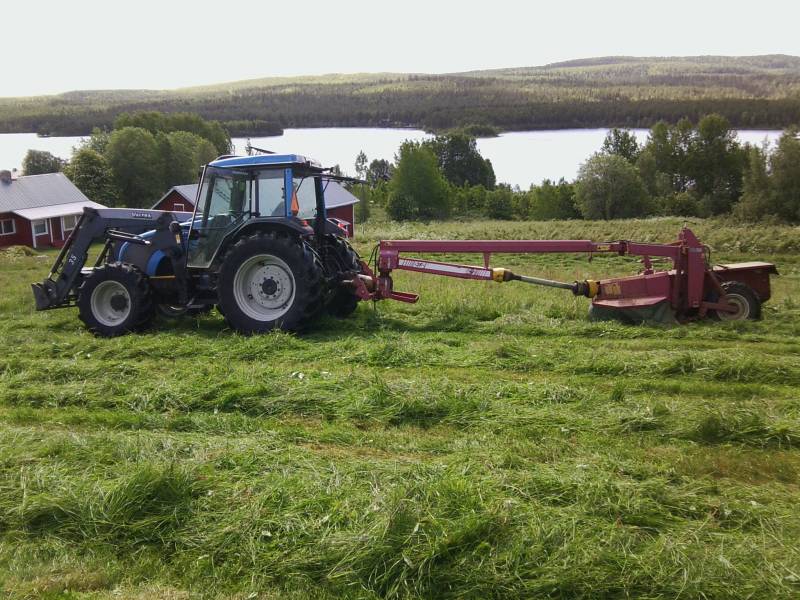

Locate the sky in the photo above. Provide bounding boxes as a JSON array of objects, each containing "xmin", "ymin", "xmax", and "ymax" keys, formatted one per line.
[{"xmin": 1, "ymin": 0, "xmax": 799, "ymax": 97}]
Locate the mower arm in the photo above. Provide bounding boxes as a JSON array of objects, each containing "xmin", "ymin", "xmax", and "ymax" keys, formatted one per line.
[{"xmin": 32, "ymin": 207, "xmax": 185, "ymax": 311}]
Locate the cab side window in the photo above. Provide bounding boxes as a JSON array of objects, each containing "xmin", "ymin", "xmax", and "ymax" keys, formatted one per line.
[{"xmin": 258, "ymin": 171, "xmax": 286, "ymax": 216}]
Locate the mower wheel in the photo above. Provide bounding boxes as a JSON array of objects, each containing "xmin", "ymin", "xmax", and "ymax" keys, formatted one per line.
[
  {"xmin": 712, "ymin": 281, "xmax": 761, "ymax": 321},
  {"xmin": 217, "ymin": 231, "xmax": 324, "ymax": 334},
  {"xmin": 322, "ymin": 235, "xmax": 361, "ymax": 318},
  {"xmin": 77, "ymin": 263, "xmax": 154, "ymax": 337}
]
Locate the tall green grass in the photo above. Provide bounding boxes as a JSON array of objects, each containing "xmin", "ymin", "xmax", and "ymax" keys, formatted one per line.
[{"xmin": 1, "ymin": 218, "xmax": 799, "ymax": 598}]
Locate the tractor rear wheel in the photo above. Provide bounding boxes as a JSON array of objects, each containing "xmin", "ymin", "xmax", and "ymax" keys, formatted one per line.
[
  {"xmin": 711, "ymin": 281, "xmax": 761, "ymax": 321},
  {"xmin": 217, "ymin": 231, "xmax": 324, "ymax": 334},
  {"xmin": 77, "ymin": 263, "xmax": 154, "ymax": 337},
  {"xmin": 322, "ymin": 236, "xmax": 361, "ymax": 318}
]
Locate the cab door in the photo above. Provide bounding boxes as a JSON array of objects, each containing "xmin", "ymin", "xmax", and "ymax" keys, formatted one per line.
[{"xmin": 187, "ymin": 168, "xmax": 252, "ymax": 268}]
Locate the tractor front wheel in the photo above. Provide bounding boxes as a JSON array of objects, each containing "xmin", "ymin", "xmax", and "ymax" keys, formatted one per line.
[
  {"xmin": 217, "ymin": 231, "xmax": 324, "ymax": 334},
  {"xmin": 77, "ymin": 263, "xmax": 154, "ymax": 337},
  {"xmin": 711, "ymin": 281, "xmax": 761, "ymax": 321}
]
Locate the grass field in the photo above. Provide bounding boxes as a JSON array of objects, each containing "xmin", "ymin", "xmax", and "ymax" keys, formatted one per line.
[{"xmin": 1, "ymin": 218, "xmax": 799, "ymax": 599}]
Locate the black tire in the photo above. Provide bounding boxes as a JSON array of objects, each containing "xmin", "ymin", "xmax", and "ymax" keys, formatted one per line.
[
  {"xmin": 322, "ymin": 236, "xmax": 362, "ymax": 319},
  {"xmin": 77, "ymin": 263, "xmax": 154, "ymax": 337},
  {"xmin": 217, "ymin": 231, "xmax": 324, "ymax": 334},
  {"xmin": 710, "ymin": 281, "xmax": 761, "ymax": 321}
]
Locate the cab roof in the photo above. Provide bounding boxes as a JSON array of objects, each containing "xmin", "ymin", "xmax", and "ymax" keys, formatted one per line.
[{"xmin": 208, "ymin": 154, "xmax": 322, "ymax": 170}]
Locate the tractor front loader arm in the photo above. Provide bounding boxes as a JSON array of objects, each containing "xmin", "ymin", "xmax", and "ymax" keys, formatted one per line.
[{"xmin": 32, "ymin": 207, "xmax": 188, "ymax": 311}]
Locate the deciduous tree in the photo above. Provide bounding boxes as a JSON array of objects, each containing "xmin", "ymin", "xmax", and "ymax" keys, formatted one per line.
[
  {"xmin": 387, "ymin": 142, "xmax": 450, "ymax": 220},
  {"xmin": 64, "ymin": 148, "xmax": 119, "ymax": 205},
  {"xmin": 354, "ymin": 151, "xmax": 368, "ymax": 180},
  {"xmin": 574, "ymin": 154, "xmax": 648, "ymax": 219},
  {"xmin": 601, "ymin": 128, "xmax": 641, "ymax": 162},
  {"xmin": 366, "ymin": 159, "xmax": 393, "ymax": 185},
  {"xmin": 22, "ymin": 150, "xmax": 64, "ymax": 175},
  {"xmin": 105, "ymin": 127, "xmax": 163, "ymax": 208},
  {"xmin": 425, "ymin": 133, "xmax": 495, "ymax": 189},
  {"xmin": 768, "ymin": 128, "xmax": 800, "ymax": 221}
]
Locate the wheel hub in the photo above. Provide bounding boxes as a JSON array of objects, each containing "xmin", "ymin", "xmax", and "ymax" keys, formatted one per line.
[
  {"xmin": 718, "ymin": 293, "xmax": 748, "ymax": 320},
  {"xmin": 261, "ymin": 277, "xmax": 279, "ymax": 296},
  {"xmin": 110, "ymin": 293, "xmax": 129, "ymax": 312},
  {"xmin": 233, "ymin": 254, "xmax": 296, "ymax": 321},
  {"xmin": 90, "ymin": 280, "xmax": 132, "ymax": 327}
]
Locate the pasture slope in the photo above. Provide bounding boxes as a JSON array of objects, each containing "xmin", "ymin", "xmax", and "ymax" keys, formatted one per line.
[{"xmin": 1, "ymin": 218, "xmax": 799, "ymax": 599}]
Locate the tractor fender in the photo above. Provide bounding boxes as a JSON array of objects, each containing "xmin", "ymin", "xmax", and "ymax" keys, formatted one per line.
[{"xmin": 211, "ymin": 219, "xmax": 313, "ymax": 270}]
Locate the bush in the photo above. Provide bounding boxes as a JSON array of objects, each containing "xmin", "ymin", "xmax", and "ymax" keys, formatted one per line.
[
  {"xmin": 529, "ymin": 179, "xmax": 579, "ymax": 220},
  {"xmin": 660, "ymin": 191, "xmax": 701, "ymax": 217},
  {"xmin": 574, "ymin": 154, "xmax": 649, "ymax": 219},
  {"xmin": 484, "ymin": 187, "xmax": 514, "ymax": 219}
]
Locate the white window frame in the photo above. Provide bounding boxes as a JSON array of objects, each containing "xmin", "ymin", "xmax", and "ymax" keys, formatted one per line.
[
  {"xmin": 0, "ymin": 218, "xmax": 15, "ymax": 236},
  {"xmin": 173, "ymin": 203, "xmax": 185, "ymax": 212},
  {"xmin": 32, "ymin": 219, "xmax": 48, "ymax": 236},
  {"xmin": 61, "ymin": 214, "xmax": 79, "ymax": 237}
]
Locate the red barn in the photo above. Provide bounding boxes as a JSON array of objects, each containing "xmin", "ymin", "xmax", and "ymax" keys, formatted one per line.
[
  {"xmin": 151, "ymin": 184, "xmax": 197, "ymax": 214},
  {"xmin": 0, "ymin": 170, "xmax": 106, "ymax": 249},
  {"xmin": 152, "ymin": 181, "xmax": 360, "ymax": 237}
]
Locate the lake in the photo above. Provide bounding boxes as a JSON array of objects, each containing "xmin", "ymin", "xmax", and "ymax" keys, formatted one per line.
[{"xmin": 0, "ymin": 128, "xmax": 784, "ymax": 190}]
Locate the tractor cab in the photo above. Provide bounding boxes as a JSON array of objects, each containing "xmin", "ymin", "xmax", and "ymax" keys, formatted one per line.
[{"xmin": 187, "ymin": 154, "xmax": 328, "ymax": 268}]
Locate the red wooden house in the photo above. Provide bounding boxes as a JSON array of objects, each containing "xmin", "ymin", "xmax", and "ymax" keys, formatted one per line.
[
  {"xmin": 0, "ymin": 170, "xmax": 106, "ymax": 249},
  {"xmin": 152, "ymin": 181, "xmax": 360, "ymax": 237}
]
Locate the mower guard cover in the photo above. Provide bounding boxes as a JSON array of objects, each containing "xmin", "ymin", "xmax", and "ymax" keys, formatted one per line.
[{"xmin": 589, "ymin": 298, "xmax": 678, "ymax": 325}]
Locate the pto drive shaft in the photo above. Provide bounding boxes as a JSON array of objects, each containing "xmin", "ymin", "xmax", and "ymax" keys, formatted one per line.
[{"xmin": 491, "ymin": 268, "xmax": 599, "ymax": 298}]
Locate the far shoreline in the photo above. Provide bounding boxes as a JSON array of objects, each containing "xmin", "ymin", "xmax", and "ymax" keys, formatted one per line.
[{"xmin": 0, "ymin": 123, "xmax": 786, "ymax": 140}]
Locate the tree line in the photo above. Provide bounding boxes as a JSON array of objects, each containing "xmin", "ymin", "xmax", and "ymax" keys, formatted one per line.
[
  {"xmin": 2, "ymin": 56, "xmax": 799, "ymax": 135},
  {"xmin": 23, "ymin": 111, "xmax": 230, "ymax": 208},
  {"xmin": 358, "ymin": 116, "xmax": 800, "ymax": 223},
  {"xmin": 22, "ymin": 109, "xmax": 800, "ymax": 223}
]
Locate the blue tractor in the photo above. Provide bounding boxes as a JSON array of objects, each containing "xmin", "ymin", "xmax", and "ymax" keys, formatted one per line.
[{"xmin": 32, "ymin": 154, "xmax": 365, "ymax": 336}]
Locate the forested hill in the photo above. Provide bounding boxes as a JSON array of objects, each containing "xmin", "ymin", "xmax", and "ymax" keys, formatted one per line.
[{"xmin": 2, "ymin": 55, "xmax": 800, "ymax": 135}]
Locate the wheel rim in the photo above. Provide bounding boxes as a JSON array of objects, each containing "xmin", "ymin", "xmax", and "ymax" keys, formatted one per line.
[
  {"xmin": 718, "ymin": 293, "xmax": 749, "ymax": 321},
  {"xmin": 90, "ymin": 280, "xmax": 132, "ymax": 327},
  {"xmin": 233, "ymin": 254, "xmax": 296, "ymax": 322}
]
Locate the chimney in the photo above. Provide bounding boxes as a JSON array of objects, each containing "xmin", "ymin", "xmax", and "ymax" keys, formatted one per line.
[{"xmin": 0, "ymin": 170, "xmax": 12, "ymax": 184}]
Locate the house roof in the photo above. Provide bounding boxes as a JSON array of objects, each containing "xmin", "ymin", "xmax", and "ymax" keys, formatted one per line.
[
  {"xmin": 153, "ymin": 181, "xmax": 359, "ymax": 210},
  {"xmin": 0, "ymin": 172, "xmax": 98, "ymax": 214},
  {"xmin": 323, "ymin": 181, "xmax": 360, "ymax": 209},
  {"xmin": 13, "ymin": 200, "xmax": 107, "ymax": 221}
]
